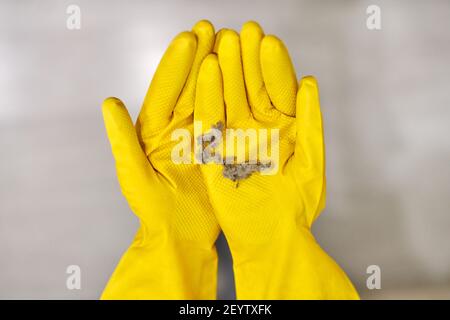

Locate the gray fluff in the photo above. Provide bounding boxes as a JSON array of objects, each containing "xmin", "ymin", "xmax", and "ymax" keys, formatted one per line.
[{"xmin": 197, "ymin": 121, "xmax": 271, "ymax": 186}]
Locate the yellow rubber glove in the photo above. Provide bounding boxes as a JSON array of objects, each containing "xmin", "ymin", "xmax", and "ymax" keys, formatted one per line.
[
  {"xmin": 194, "ymin": 22, "xmax": 359, "ymax": 299},
  {"xmin": 101, "ymin": 20, "xmax": 220, "ymax": 300}
]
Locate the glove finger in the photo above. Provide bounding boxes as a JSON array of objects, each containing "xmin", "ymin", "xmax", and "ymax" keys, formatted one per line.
[
  {"xmin": 194, "ymin": 54, "xmax": 225, "ymax": 132},
  {"xmin": 194, "ymin": 54, "xmax": 225, "ymax": 164},
  {"xmin": 261, "ymin": 35, "xmax": 297, "ymax": 116},
  {"xmin": 213, "ymin": 28, "xmax": 227, "ymax": 54},
  {"xmin": 216, "ymin": 29, "xmax": 252, "ymax": 126},
  {"xmin": 291, "ymin": 76, "xmax": 326, "ymax": 227},
  {"xmin": 240, "ymin": 21, "xmax": 273, "ymax": 120},
  {"xmin": 138, "ymin": 31, "xmax": 197, "ymax": 134},
  {"xmin": 102, "ymin": 97, "xmax": 156, "ymax": 202},
  {"xmin": 174, "ymin": 20, "xmax": 215, "ymax": 118}
]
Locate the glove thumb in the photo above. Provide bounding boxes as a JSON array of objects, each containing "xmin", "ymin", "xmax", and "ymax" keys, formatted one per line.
[
  {"xmin": 293, "ymin": 77, "xmax": 326, "ymax": 227},
  {"xmin": 102, "ymin": 97, "xmax": 156, "ymax": 206}
]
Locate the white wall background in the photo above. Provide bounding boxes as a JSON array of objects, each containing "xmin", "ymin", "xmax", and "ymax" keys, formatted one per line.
[{"xmin": 1, "ymin": 0, "xmax": 449, "ymax": 299}]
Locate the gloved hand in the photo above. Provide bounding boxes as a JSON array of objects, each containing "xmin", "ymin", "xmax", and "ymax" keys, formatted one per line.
[
  {"xmin": 194, "ymin": 21, "xmax": 359, "ymax": 299},
  {"xmin": 101, "ymin": 20, "xmax": 220, "ymax": 299}
]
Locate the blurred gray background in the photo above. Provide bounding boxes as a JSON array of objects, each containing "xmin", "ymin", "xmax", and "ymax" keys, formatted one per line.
[{"xmin": 1, "ymin": 0, "xmax": 449, "ymax": 299}]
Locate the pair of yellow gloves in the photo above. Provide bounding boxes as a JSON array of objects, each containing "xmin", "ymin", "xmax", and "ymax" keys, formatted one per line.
[{"xmin": 100, "ymin": 20, "xmax": 359, "ymax": 300}]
